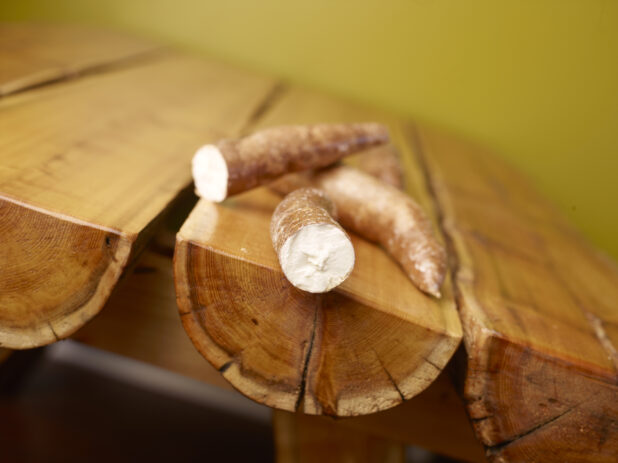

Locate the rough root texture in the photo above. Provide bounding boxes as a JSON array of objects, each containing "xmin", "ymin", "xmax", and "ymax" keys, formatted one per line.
[
  {"xmin": 271, "ymin": 188, "xmax": 355, "ymax": 293},
  {"xmin": 195, "ymin": 123, "xmax": 389, "ymax": 201},
  {"xmin": 354, "ymin": 144, "xmax": 405, "ymax": 190},
  {"xmin": 271, "ymin": 167, "xmax": 446, "ymax": 297}
]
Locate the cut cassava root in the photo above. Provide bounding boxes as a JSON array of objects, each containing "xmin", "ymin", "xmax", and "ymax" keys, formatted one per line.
[
  {"xmin": 271, "ymin": 188, "xmax": 354, "ymax": 293},
  {"xmin": 271, "ymin": 166, "xmax": 447, "ymax": 297},
  {"xmin": 192, "ymin": 123, "xmax": 389, "ymax": 202}
]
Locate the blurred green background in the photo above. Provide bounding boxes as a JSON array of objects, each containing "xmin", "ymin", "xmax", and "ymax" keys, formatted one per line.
[{"xmin": 3, "ymin": 0, "xmax": 617, "ymax": 259}]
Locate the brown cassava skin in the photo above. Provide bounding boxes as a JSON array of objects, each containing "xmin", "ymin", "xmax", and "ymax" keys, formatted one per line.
[
  {"xmin": 270, "ymin": 187, "xmax": 343, "ymax": 257},
  {"xmin": 271, "ymin": 166, "xmax": 446, "ymax": 297},
  {"xmin": 217, "ymin": 123, "xmax": 389, "ymax": 197},
  {"xmin": 353, "ymin": 144, "xmax": 405, "ymax": 190}
]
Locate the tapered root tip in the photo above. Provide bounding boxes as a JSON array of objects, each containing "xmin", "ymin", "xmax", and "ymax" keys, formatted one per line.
[
  {"xmin": 192, "ymin": 145, "xmax": 229, "ymax": 202},
  {"xmin": 420, "ymin": 275, "xmax": 444, "ymax": 298},
  {"xmin": 279, "ymin": 223, "xmax": 355, "ymax": 293}
]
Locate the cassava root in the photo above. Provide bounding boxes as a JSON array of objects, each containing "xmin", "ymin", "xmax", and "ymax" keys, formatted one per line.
[
  {"xmin": 353, "ymin": 144, "xmax": 404, "ymax": 190},
  {"xmin": 270, "ymin": 166, "xmax": 446, "ymax": 297},
  {"xmin": 192, "ymin": 123, "xmax": 389, "ymax": 202},
  {"xmin": 270, "ymin": 188, "xmax": 355, "ymax": 293}
]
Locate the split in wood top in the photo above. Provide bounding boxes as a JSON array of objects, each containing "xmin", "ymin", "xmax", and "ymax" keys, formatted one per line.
[{"xmin": 0, "ymin": 23, "xmax": 158, "ymax": 96}]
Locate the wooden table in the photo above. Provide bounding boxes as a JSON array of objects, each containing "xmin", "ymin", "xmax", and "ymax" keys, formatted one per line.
[{"xmin": 1, "ymin": 24, "xmax": 616, "ymax": 462}]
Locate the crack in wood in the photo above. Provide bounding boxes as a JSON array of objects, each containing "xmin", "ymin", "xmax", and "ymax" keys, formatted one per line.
[
  {"xmin": 240, "ymin": 82, "xmax": 287, "ymax": 135},
  {"xmin": 1, "ymin": 48, "xmax": 165, "ymax": 99},
  {"xmin": 486, "ymin": 405, "xmax": 577, "ymax": 454},
  {"xmin": 470, "ymin": 414, "xmax": 494, "ymax": 424},
  {"xmin": 218, "ymin": 360, "xmax": 233, "ymax": 373},
  {"xmin": 0, "ymin": 48, "xmax": 165, "ymax": 100},
  {"xmin": 373, "ymin": 348, "xmax": 405, "ymax": 401},
  {"xmin": 294, "ymin": 302, "xmax": 319, "ymax": 412},
  {"xmin": 408, "ymin": 121, "xmax": 505, "ymax": 447},
  {"xmin": 406, "ymin": 122, "xmax": 463, "ymax": 309},
  {"xmin": 48, "ymin": 322, "xmax": 60, "ymax": 342},
  {"xmin": 421, "ymin": 355, "xmax": 444, "ymax": 372}
]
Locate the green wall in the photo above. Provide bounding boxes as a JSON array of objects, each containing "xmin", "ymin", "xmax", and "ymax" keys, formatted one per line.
[{"xmin": 4, "ymin": 0, "xmax": 617, "ymax": 259}]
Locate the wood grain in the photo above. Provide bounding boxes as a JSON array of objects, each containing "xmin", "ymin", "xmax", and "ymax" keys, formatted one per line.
[
  {"xmin": 75, "ymin": 226, "xmax": 481, "ymax": 460},
  {"xmin": 0, "ymin": 199, "xmax": 130, "ymax": 348},
  {"xmin": 175, "ymin": 86, "xmax": 462, "ymax": 417},
  {"xmin": 415, "ymin": 124, "xmax": 618, "ymax": 461},
  {"xmin": 0, "ymin": 31, "xmax": 277, "ymax": 348},
  {"xmin": 0, "ymin": 23, "xmax": 158, "ymax": 96},
  {"xmin": 73, "ymin": 224, "xmax": 231, "ymax": 391}
]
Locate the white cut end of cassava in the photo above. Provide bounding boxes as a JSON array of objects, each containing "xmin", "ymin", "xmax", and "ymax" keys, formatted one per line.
[
  {"xmin": 279, "ymin": 223, "xmax": 355, "ymax": 293},
  {"xmin": 192, "ymin": 145, "xmax": 229, "ymax": 202}
]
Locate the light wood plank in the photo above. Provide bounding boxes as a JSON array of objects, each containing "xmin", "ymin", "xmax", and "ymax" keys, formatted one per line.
[
  {"xmin": 174, "ymin": 86, "xmax": 462, "ymax": 417},
  {"xmin": 0, "ymin": 23, "xmax": 158, "ymax": 96},
  {"xmin": 416, "ymin": 124, "xmax": 618, "ymax": 461},
  {"xmin": 0, "ymin": 41, "xmax": 277, "ymax": 348}
]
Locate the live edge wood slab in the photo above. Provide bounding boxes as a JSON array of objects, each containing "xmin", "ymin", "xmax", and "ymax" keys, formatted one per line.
[{"xmin": 0, "ymin": 24, "xmax": 278, "ymax": 348}]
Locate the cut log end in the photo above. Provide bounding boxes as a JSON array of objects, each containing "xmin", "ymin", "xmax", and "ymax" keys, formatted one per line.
[
  {"xmin": 279, "ymin": 223, "xmax": 355, "ymax": 293},
  {"xmin": 0, "ymin": 198, "xmax": 132, "ymax": 349},
  {"xmin": 192, "ymin": 144, "xmax": 229, "ymax": 202},
  {"xmin": 175, "ymin": 193, "xmax": 462, "ymax": 417}
]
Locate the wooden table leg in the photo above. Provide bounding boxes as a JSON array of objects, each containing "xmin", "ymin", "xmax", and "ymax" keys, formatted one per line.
[{"xmin": 273, "ymin": 410, "xmax": 404, "ymax": 463}]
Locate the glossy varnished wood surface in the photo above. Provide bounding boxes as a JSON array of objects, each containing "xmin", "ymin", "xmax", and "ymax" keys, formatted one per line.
[
  {"xmin": 175, "ymin": 86, "xmax": 463, "ymax": 417},
  {"xmin": 416, "ymin": 125, "xmax": 618, "ymax": 461},
  {"xmin": 0, "ymin": 25, "xmax": 277, "ymax": 348}
]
